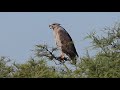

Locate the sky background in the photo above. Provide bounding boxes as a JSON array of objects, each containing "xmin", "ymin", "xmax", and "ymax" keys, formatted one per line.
[{"xmin": 0, "ymin": 12, "xmax": 120, "ymax": 64}]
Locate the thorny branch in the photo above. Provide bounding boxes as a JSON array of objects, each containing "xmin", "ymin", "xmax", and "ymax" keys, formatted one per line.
[{"xmin": 35, "ymin": 44, "xmax": 71, "ymax": 65}]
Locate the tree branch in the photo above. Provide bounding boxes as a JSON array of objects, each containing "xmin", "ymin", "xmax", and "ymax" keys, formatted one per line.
[{"xmin": 35, "ymin": 44, "xmax": 71, "ymax": 64}]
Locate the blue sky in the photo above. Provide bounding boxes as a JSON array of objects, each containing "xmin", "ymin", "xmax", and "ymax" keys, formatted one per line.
[{"xmin": 0, "ymin": 12, "xmax": 120, "ymax": 63}]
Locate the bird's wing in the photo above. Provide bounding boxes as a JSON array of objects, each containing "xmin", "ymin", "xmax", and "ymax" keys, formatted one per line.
[{"xmin": 58, "ymin": 29, "xmax": 79, "ymax": 57}]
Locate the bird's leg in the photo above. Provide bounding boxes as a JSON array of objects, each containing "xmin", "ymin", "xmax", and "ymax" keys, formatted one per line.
[{"xmin": 60, "ymin": 52, "xmax": 65, "ymax": 61}]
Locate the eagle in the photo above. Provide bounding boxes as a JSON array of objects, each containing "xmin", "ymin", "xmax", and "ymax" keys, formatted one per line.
[{"xmin": 49, "ymin": 23, "xmax": 78, "ymax": 64}]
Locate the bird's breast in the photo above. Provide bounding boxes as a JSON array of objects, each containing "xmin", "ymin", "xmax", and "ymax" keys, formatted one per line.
[{"xmin": 53, "ymin": 31, "xmax": 62, "ymax": 49}]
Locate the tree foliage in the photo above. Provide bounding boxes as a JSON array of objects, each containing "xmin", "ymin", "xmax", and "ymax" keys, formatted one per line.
[
  {"xmin": 0, "ymin": 57, "xmax": 14, "ymax": 78},
  {"xmin": 12, "ymin": 58, "xmax": 60, "ymax": 78},
  {"xmin": 75, "ymin": 22, "xmax": 120, "ymax": 78}
]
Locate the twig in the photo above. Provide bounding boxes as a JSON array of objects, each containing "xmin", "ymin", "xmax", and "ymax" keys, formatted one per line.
[
  {"xmin": 35, "ymin": 44, "xmax": 71, "ymax": 65},
  {"xmin": 44, "ymin": 46, "xmax": 70, "ymax": 63}
]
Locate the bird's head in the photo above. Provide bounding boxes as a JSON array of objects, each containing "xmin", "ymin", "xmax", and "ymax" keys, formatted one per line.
[{"xmin": 49, "ymin": 23, "xmax": 61, "ymax": 30}]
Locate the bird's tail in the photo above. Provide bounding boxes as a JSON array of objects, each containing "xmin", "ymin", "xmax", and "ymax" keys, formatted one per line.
[{"xmin": 70, "ymin": 55, "xmax": 78, "ymax": 65}]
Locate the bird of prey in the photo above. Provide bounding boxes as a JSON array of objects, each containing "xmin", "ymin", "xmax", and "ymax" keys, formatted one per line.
[{"xmin": 49, "ymin": 23, "xmax": 78, "ymax": 64}]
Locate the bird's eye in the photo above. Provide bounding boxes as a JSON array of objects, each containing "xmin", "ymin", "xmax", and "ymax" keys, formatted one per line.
[{"xmin": 52, "ymin": 24, "xmax": 55, "ymax": 25}]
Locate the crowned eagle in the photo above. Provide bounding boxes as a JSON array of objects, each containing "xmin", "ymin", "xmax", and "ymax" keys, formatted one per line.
[{"xmin": 49, "ymin": 23, "xmax": 78, "ymax": 64}]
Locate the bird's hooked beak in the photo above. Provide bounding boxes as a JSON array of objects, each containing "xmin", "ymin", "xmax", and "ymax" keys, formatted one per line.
[{"xmin": 49, "ymin": 25, "xmax": 52, "ymax": 29}]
